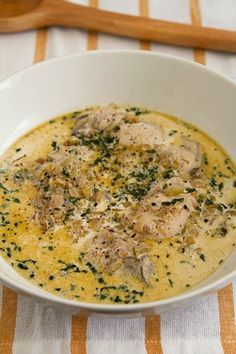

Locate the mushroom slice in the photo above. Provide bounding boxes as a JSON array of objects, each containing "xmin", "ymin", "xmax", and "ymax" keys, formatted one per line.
[
  {"xmin": 122, "ymin": 255, "xmax": 154, "ymax": 284},
  {"xmin": 140, "ymin": 255, "xmax": 155, "ymax": 283},
  {"xmin": 122, "ymin": 257, "xmax": 142, "ymax": 278},
  {"xmin": 165, "ymin": 137, "xmax": 202, "ymax": 174}
]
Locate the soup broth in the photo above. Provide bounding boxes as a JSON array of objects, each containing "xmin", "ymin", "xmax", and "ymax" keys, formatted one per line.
[{"xmin": 0, "ymin": 105, "xmax": 236, "ymax": 304}]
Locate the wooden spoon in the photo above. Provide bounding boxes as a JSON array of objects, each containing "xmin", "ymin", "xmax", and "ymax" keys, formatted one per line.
[{"xmin": 1, "ymin": 0, "xmax": 236, "ymax": 53}]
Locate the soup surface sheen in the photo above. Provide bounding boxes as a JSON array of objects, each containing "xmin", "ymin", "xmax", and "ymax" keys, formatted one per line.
[{"xmin": 0, "ymin": 105, "xmax": 236, "ymax": 305}]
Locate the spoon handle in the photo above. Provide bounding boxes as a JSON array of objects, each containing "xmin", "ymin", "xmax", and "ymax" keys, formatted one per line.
[{"xmin": 1, "ymin": 0, "xmax": 236, "ymax": 53}]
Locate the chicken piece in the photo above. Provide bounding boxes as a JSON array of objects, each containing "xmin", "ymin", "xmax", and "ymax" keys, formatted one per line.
[
  {"xmin": 163, "ymin": 137, "xmax": 201, "ymax": 174},
  {"xmin": 85, "ymin": 230, "xmax": 148, "ymax": 273},
  {"xmin": 34, "ymin": 188, "xmax": 73, "ymax": 232},
  {"xmin": 160, "ymin": 176, "xmax": 193, "ymax": 196},
  {"xmin": 50, "ymin": 145, "xmax": 93, "ymax": 164},
  {"xmin": 117, "ymin": 122, "xmax": 163, "ymax": 147},
  {"xmin": 132, "ymin": 192, "xmax": 196, "ymax": 240},
  {"xmin": 91, "ymin": 191, "xmax": 110, "ymax": 213},
  {"xmin": 49, "ymin": 193, "xmax": 64, "ymax": 209},
  {"xmin": 67, "ymin": 219, "xmax": 89, "ymax": 243},
  {"xmin": 122, "ymin": 255, "xmax": 154, "ymax": 284},
  {"xmin": 72, "ymin": 106, "xmax": 131, "ymax": 136}
]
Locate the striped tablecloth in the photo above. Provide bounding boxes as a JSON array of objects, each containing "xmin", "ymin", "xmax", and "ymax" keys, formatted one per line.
[{"xmin": 0, "ymin": 1, "xmax": 236, "ymax": 353}]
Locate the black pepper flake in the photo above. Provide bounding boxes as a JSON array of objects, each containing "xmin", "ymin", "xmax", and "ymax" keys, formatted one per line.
[
  {"xmin": 17, "ymin": 262, "xmax": 28, "ymax": 270},
  {"xmin": 199, "ymin": 253, "xmax": 206, "ymax": 262}
]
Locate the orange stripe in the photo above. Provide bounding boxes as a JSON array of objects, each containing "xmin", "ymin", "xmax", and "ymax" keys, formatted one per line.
[
  {"xmin": 0, "ymin": 287, "xmax": 17, "ymax": 354},
  {"xmin": 189, "ymin": 0, "xmax": 206, "ymax": 64},
  {"xmin": 139, "ymin": 0, "xmax": 150, "ymax": 50},
  {"xmin": 70, "ymin": 315, "xmax": 87, "ymax": 354},
  {"xmin": 218, "ymin": 285, "xmax": 236, "ymax": 354},
  {"xmin": 87, "ymin": 0, "xmax": 98, "ymax": 50},
  {"xmin": 145, "ymin": 315, "xmax": 163, "ymax": 354},
  {"xmin": 33, "ymin": 28, "xmax": 48, "ymax": 64}
]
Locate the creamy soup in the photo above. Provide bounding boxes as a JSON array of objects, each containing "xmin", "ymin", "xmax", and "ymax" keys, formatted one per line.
[{"xmin": 0, "ymin": 105, "xmax": 236, "ymax": 305}]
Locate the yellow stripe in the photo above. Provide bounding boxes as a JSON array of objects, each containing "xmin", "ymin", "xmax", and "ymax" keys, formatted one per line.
[
  {"xmin": 189, "ymin": 0, "xmax": 206, "ymax": 64},
  {"xmin": 145, "ymin": 315, "xmax": 163, "ymax": 354},
  {"xmin": 33, "ymin": 28, "xmax": 48, "ymax": 64},
  {"xmin": 0, "ymin": 287, "xmax": 17, "ymax": 354},
  {"xmin": 87, "ymin": 0, "xmax": 98, "ymax": 50},
  {"xmin": 218, "ymin": 285, "xmax": 236, "ymax": 354},
  {"xmin": 70, "ymin": 315, "xmax": 87, "ymax": 354},
  {"xmin": 139, "ymin": 0, "xmax": 150, "ymax": 50}
]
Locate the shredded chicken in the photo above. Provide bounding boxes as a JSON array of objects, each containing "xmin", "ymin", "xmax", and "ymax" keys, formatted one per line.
[
  {"xmin": 72, "ymin": 105, "xmax": 135, "ymax": 136},
  {"xmin": 117, "ymin": 122, "xmax": 163, "ymax": 146},
  {"xmin": 85, "ymin": 230, "xmax": 149, "ymax": 273}
]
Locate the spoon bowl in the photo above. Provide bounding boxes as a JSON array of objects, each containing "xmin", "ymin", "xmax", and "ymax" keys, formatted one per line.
[{"xmin": 0, "ymin": 0, "xmax": 41, "ymax": 17}]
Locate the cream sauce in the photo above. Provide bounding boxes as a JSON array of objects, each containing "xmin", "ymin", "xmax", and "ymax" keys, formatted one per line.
[{"xmin": 0, "ymin": 105, "xmax": 236, "ymax": 304}]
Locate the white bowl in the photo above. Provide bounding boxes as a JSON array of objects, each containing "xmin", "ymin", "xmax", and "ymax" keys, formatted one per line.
[{"xmin": 0, "ymin": 50, "xmax": 236, "ymax": 316}]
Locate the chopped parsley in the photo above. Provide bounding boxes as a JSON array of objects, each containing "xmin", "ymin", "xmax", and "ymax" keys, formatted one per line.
[
  {"xmin": 162, "ymin": 198, "xmax": 184, "ymax": 206},
  {"xmin": 51, "ymin": 140, "xmax": 59, "ymax": 151},
  {"xmin": 125, "ymin": 107, "xmax": 148, "ymax": 116}
]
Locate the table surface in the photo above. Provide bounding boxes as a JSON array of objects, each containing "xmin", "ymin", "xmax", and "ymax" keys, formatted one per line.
[{"xmin": 0, "ymin": 1, "xmax": 236, "ymax": 354}]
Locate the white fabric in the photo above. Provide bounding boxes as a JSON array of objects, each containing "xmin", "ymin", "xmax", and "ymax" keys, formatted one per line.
[
  {"xmin": 13, "ymin": 296, "xmax": 71, "ymax": 354},
  {"xmin": 149, "ymin": 0, "xmax": 193, "ymax": 61},
  {"xmin": 98, "ymin": 0, "xmax": 139, "ymax": 50},
  {"xmin": 0, "ymin": 32, "xmax": 35, "ymax": 81},
  {"xmin": 200, "ymin": 0, "xmax": 236, "ymax": 80},
  {"xmin": 86, "ymin": 317, "xmax": 146, "ymax": 354},
  {"xmin": 161, "ymin": 294, "xmax": 224, "ymax": 354}
]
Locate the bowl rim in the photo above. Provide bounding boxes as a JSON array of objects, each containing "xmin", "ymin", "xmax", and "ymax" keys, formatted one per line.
[{"xmin": 1, "ymin": 49, "xmax": 236, "ymax": 312}]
